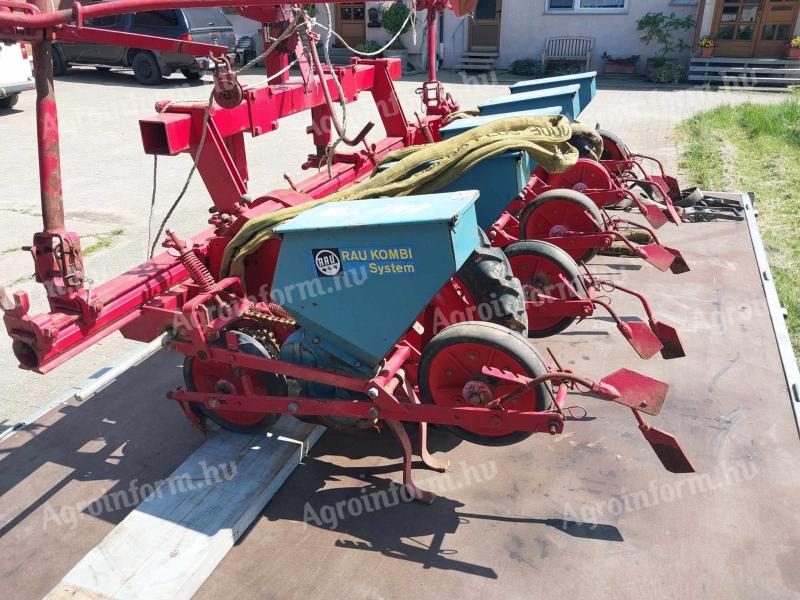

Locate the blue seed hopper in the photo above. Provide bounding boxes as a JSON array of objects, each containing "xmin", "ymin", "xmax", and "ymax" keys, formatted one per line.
[{"xmin": 273, "ymin": 192, "xmax": 480, "ymax": 366}]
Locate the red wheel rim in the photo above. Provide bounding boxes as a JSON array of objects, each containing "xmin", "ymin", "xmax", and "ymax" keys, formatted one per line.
[
  {"xmin": 507, "ymin": 252, "xmax": 573, "ymax": 333},
  {"xmin": 547, "ymin": 159, "xmax": 614, "ymax": 192},
  {"xmin": 523, "ymin": 198, "xmax": 601, "ymax": 262},
  {"xmin": 425, "ymin": 342, "xmax": 540, "ymax": 438},
  {"xmin": 189, "ymin": 359, "xmax": 269, "ymax": 426}
]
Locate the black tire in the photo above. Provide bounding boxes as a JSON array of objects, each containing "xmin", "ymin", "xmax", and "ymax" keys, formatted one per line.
[
  {"xmin": 52, "ymin": 47, "xmax": 68, "ymax": 76},
  {"xmin": 419, "ymin": 321, "xmax": 551, "ymax": 446},
  {"xmin": 597, "ymin": 128, "xmax": 629, "ymax": 160},
  {"xmin": 518, "ymin": 188, "xmax": 604, "ymax": 263},
  {"xmin": 183, "ymin": 331, "xmax": 284, "ymax": 433},
  {"xmin": 455, "ymin": 229, "xmax": 528, "ymax": 335},
  {"xmin": 132, "ymin": 52, "xmax": 163, "ymax": 85},
  {"xmin": 504, "ymin": 240, "xmax": 588, "ymax": 338},
  {"xmin": 181, "ymin": 68, "xmax": 203, "ymax": 80},
  {"xmin": 0, "ymin": 93, "xmax": 19, "ymax": 110}
]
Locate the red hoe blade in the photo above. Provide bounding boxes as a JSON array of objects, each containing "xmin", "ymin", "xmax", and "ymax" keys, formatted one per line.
[
  {"xmin": 618, "ymin": 321, "xmax": 664, "ymax": 360},
  {"xmin": 636, "ymin": 243, "xmax": 677, "ymax": 272},
  {"xmin": 665, "ymin": 247, "xmax": 690, "ymax": 274},
  {"xmin": 633, "ymin": 410, "xmax": 695, "ymax": 473},
  {"xmin": 638, "ymin": 202, "xmax": 669, "ymax": 229},
  {"xmin": 640, "ymin": 426, "xmax": 696, "ymax": 473},
  {"xmin": 597, "ymin": 368, "xmax": 669, "ymax": 416},
  {"xmin": 650, "ymin": 320, "xmax": 686, "ymax": 359}
]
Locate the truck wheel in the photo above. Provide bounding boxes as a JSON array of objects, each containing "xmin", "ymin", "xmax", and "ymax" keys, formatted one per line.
[
  {"xmin": 455, "ymin": 230, "xmax": 528, "ymax": 335},
  {"xmin": 181, "ymin": 68, "xmax": 203, "ymax": 80},
  {"xmin": 0, "ymin": 93, "xmax": 20, "ymax": 110},
  {"xmin": 52, "ymin": 47, "xmax": 68, "ymax": 76},
  {"xmin": 504, "ymin": 240, "xmax": 588, "ymax": 337},
  {"xmin": 132, "ymin": 52, "xmax": 163, "ymax": 85},
  {"xmin": 419, "ymin": 321, "xmax": 551, "ymax": 446}
]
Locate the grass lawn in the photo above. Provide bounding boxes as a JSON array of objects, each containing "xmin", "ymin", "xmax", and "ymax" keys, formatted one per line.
[{"xmin": 677, "ymin": 91, "xmax": 800, "ymax": 358}]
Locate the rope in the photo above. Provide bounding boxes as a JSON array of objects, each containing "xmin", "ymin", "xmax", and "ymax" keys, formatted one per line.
[
  {"xmin": 146, "ymin": 17, "xmax": 303, "ymax": 258},
  {"xmin": 220, "ymin": 114, "xmax": 580, "ymax": 281}
]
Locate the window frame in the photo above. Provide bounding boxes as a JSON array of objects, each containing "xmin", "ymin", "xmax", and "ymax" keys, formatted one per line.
[{"xmin": 544, "ymin": 0, "xmax": 629, "ymax": 15}]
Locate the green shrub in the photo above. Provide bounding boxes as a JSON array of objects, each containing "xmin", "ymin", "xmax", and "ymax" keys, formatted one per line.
[
  {"xmin": 510, "ymin": 59, "xmax": 545, "ymax": 77},
  {"xmin": 381, "ymin": 2, "xmax": 412, "ymax": 49},
  {"xmin": 355, "ymin": 40, "xmax": 383, "ymax": 54},
  {"xmin": 649, "ymin": 61, "xmax": 685, "ymax": 84},
  {"xmin": 545, "ymin": 61, "xmax": 582, "ymax": 77}
]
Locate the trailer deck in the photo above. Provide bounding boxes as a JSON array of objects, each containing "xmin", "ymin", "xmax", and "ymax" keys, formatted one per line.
[{"xmin": 1, "ymin": 194, "xmax": 797, "ymax": 600}]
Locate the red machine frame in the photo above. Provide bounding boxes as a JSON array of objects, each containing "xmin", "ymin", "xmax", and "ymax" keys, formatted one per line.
[{"xmin": 0, "ymin": 0, "xmax": 694, "ymax": 500}]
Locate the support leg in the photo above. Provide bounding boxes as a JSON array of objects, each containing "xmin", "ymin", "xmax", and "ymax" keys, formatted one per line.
[
  {"xmin": 402, "ymin": 378, "xmax": 448, "ymax": 472},
  {"xmin": 385, "ymin": 420, "xmax": 436, "ymax": 504}
]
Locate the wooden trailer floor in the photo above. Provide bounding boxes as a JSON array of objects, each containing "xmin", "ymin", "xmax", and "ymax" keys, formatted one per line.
[{"xmin": 1, "ymin": 206, "xmax": 798, "ymax": 600}]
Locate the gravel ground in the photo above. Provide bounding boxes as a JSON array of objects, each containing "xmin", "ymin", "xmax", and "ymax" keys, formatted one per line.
[{"xmin": 0, "ymin": 65, "xmax": 784, "ymax": 433}]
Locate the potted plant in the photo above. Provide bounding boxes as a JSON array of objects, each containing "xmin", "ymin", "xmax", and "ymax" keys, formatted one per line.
[
  {"xmin": 381, "ymin": 1, "xmax": 412, "ymax": 73},
  {"xmin": 602, "ymin": 53, "xmax": 639, "ymax": 74},
  {"xmin": 636, "ymin": 11, "xmax": 695, "ymax": 82},
  {"xmin": 698, "ymin": 36, "xmax": 716, "ymax": 58},
  {"xmin": 787, "ymin": 37, "xmax": 800, "ymax": 59}
]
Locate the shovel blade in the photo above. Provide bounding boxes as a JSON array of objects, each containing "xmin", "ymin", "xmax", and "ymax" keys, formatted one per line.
[
  {"xmin": 638, "ymin": 243, "xmax": 676, "ymax": 272},
  {"xmin": 665, "ymin": 247, "xmax": 690, "ymax": 274},
  {"xmin": 639, "ymin": 202, "xmax": 669, "ymax": 229},
  {"xmin": 621, "ymin": 321, "xmax": 664, "ymax": 360},
  {"xmin": 600, "ymin": 368, "xmax": 668, "ymax": 416},
  {"xmin": 640, "ymin": 426, "xmax": 695, "ymax": 473},
  {"xmin": 664, "ymin": 199, "xmax": 682, "ymax": 225},
  {"xmin": 651, "ymin": 320, "xmax": 686, "ymax": 359}
]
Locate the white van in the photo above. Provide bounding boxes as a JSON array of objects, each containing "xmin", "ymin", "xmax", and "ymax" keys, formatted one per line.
[{"xmin": 0, "ymin": 42, "xmax": 34, "ymax": 110}]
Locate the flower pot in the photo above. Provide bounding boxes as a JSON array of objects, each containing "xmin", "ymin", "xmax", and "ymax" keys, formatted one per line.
[
  {"xmin": 699, "ymin": 47, "xmax": 715, "ymax": 58},
  {"xmin": 787, "ymin": 47, "xmax": 800, "ymax": 59},
  {"xmin": 603, "ymin": 61, "xmax": 637, "ymax": 74}
]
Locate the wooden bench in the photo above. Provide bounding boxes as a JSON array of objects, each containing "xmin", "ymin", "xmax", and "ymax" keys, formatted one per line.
[{"xmin": 542, "ymin": 37, "xmax": 594, "ymax": 71}]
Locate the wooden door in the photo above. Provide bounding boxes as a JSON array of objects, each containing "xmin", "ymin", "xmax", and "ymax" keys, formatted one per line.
[
  {"xmin": 755, "ymin": 0, "xmax": 800, "ymax": 57},
  {"xmin": 469, "ymin": 0, "xmax": 502, "ymax": 50},
  {"xmin": 335, "ymin": 3, "xmax": 366, "ymax": 48},
  {"xmin": 712, "ymin": 0, "xmax": 762, "ymax": 56}
]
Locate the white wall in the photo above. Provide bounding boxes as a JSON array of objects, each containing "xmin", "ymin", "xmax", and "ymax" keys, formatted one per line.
[{"xmin": 442, "ymin": 0, "xmax": 700, "ymax": 72}]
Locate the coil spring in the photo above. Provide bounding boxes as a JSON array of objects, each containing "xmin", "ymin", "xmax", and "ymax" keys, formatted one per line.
[{"xmin": 181, "ymin": 249, "xmax": 216, "ymax": 292}]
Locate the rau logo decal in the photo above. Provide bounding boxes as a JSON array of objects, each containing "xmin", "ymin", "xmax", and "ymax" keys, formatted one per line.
[{"xmin": 313, "ymin": 248, "xmax": 342, "ymax": 277}]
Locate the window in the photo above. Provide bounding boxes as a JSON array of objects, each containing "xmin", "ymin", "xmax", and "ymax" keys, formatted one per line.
[
  {"xmin": 133, "ymin": 10, "xmax": 180, "ymax": 28},
  {"xmin": 547, "ymin": 0, "xmax": 626, "ymax": 11}
]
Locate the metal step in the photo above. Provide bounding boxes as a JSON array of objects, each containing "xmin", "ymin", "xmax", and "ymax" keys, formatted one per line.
[
  {"xmin": 454, "ymin": 63, "xmax": 496, "ymax": 71},
  {"xmin": 462, "ymin": 51, "xmax": 499, "ymax": 58},
  {"xmin": 688, "ymin": 74, "xmax": 800, "ymax": 84},
  {"xmin": 689, "ymin": 66, "xmax": 800, "ymax": 74},
  {"xmin": 690, "ymin": 56, "xmax": 800, "ymax": 65},
  {"xmin": 456, "ymin": 56, "xmax": 496, "ymax": 64}
]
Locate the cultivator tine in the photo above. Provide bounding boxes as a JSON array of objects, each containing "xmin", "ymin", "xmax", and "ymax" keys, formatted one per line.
[
  {"xmin": 619, "ymin": 321, "xmax": 664, "ymax": 360},
  {"xmin": 597, "ymin": 368, "xmax": 668, "ymax": 416},
  {"xmin": 665, "ymin": 247, "xmax": 690, "ymax": 274},
  {"xmin": 639, "ymin": 202, "xmax": 669, "ymax": 229},
  {"xmin": 664, "ymin": 200, "xmax": 682, "ymax": 225},
  {"xmin": 633, "ymin": 410, "xmax": 695, "ymax": 473},
  {"xmin": 650, "ymin": 320, "xmax": 686, "ymax": 359},
  {"xmin": 636, "ymin": 243, "xmax": 677, "ymax": 272}
]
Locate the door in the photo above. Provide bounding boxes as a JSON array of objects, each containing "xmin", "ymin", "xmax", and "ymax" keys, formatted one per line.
[
  {"xmin": 88, "ymin": 13, "xmax": 127, "ymax": 63},
  {"xmin": 755, "ymin": 0, "xmax": 800, "ymax": 57},
  {"xmin": 712, "ymin": 0, "xmax": 762, "ymax": 56},
  {"xmin": 335, "ymin": 3, "xmax": 366, "ymax": 48},
  {"xmin": 712, "ymin": 0, "xmax": 800, "ymax": 57},
  {"xmin": 469, "ymin": 0, "xmax": 502, "ymax": 51}
]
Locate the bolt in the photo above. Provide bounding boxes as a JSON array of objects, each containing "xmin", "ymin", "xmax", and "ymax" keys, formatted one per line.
[
  {"xmin": 209, "ymin": 398, "xmax": 220, "ymax": 408},
  {"xmin": 468, "ymin": 352, "xmax": 476, "ymax": 360},
  {"xmin": 368, "ymin": 407, "xmax": 379, "ymax": 418},
  {"xmin": 489, "ymin": 230, "xmax": 497, "ymax": 238},
  {"xmin": 446, "ymin": 369, "xmax": 453, "ymax": 376},
  {"xmin": 197, "ymin": 351, "xmax": 208, "ymax": 360},
  {"xmin": 241, "ymin": 194, "xmax": 253, "ymax": 204},
  {"xmin": 367, "ymin": 388, "xmax": 379, "ymax": 398},
  {"xmin": 549, "ymin": 422, "xmax": 559, "ymax": 435},
  {"xmin": 312, "ymin": 337, "xmax": 320, "ymax": 344},
  {"xmin": 639, "ymin": 401, "xmax": 648, "ymax": 408},
  {"xmin": 288, "ymin": 402, "xmax": 298, "ymax": 413}
]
